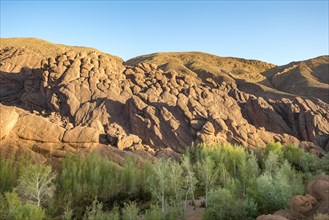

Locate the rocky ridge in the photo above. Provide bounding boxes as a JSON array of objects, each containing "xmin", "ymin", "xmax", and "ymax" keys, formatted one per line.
[{"xmin": 0, "ymin": 38, "xmax": 328, "ymax": 163}]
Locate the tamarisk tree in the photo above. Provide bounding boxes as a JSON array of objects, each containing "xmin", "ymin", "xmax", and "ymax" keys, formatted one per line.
[{"xmin": 17, "ymin": 163, "xmax": 56, "ymax": 207}]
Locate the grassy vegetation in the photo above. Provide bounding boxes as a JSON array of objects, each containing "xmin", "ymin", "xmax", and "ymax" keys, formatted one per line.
[{"xmin": 0, "ymin": 142, "xmax": 328, "ymax": 219}]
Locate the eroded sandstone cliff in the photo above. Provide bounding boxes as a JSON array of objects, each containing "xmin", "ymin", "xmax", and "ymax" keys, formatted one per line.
[{"xmin": 1, "ymin": 38, "xmax": 328, "ymax": 163}]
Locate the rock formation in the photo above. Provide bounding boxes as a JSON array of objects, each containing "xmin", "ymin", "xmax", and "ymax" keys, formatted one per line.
[{"xmin": 0, "ymin": 38, "xmax": 328, "ymax": 163}]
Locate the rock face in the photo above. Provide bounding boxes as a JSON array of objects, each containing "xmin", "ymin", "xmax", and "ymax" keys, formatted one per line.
[
  {"xmin": 0, "ymin": 38, "xmax": 329, "ymax": 162},
  {"xmin": 257, "ymin": 175, "xmax": 329, "ymax": 220}
]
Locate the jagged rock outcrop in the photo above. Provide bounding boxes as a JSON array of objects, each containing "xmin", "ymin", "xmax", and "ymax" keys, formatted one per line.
[
  {"xmin": 0, "ymin": 38, "xmax": 328, "ymax": 162},
  {"xmin": 257, "ymin": 175, "xmax": 329, "ymax": 220}
]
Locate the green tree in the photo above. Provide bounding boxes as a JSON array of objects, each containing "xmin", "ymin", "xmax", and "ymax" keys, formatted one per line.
[
  {"xmin": 147, "ymin": 159, "xmax": 171, "ymax": 213},
  {"xmin": 238, "ymin": 152, "xmax": 259, "ymax": 196},
  {"xmin": 181, "ymin": 155, "xmax": 198, "ymax": 209},
  {"xmin": 17, "ymin": 163, "xmax": 56, "ymax": 207},
  {"xmin": 264, "ymin": 151, "xmax": 280, "ymax": 176},
  {"xmin": 196, "ymin": 156, "xmax": 218, "ymax": 208},
  {"xmin": 168, "ymin": 161, "xmax": 184, "ymax": 210},
  {"xmin": 186, "ymin": 143, "xmax": 203, "ymax": 165}
]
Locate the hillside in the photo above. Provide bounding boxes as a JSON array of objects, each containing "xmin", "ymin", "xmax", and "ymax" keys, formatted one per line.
[
  {"xmin": 263, "ymin": 56, "xmax": 329, "ymax": 103},
  {"xmin": 0, "ymin": 38, "xmax": 328, "ymax": 163}
]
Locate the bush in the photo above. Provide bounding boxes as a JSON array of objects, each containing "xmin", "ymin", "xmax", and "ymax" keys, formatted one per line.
[
  {"xmin": 83, "ymin": 199, "xmax": 119, "ymax": 220},
  {"xmin": 204, "ymin": 187, "xmax": 257, "ymax": 220},
  {"xmin": 121, "ymin": 158, "xmax": 139, "ymax": 194},
  {"xmin": 165, "ymin": 204, "xmax": 181, "ymax": 220},
  {"xmin": 188, "ymin": 143, "xmax": 317, "ymax": 217},
  {"xmin": 62, "ymin": 209, "xmax": 74, "ymax": 220},
  {"xmin": 248, "ymin": 164, "xmax": 303, "ymax": 215},
  {"xmin": 1, "ymin": 191, "xmax": 45, "ymax": 220},
  {"xmin": 56, "ymin": 153, "xmax": 121, "ymax": 211},
  {"xmin": 122, "ymin": 201, "xmax": 140, "ymax": 220},
  {"xmin": 0, "ymin": 157, "xmax": 19, "ymax": 194},
  {"xmin": 266, "ymin": 142, "xmax": 283, "ymax": 155},
  {"xmin": 144, "ymin": 204, "xmax": 162, "ymax": 220}
]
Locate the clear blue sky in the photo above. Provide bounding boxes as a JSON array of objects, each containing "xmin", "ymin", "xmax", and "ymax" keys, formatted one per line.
[{"xmin": 1, "ymin": 1, "xmax": 328, "ymax": 65}]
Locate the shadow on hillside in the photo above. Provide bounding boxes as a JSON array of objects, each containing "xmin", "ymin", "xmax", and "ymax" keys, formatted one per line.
[{"xmin": 0, "ymin": 68, "xmax": 49, "ymax": 112}]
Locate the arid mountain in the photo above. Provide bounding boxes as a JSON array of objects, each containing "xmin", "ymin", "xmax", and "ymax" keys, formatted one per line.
[
  {"xmin": 263, "ymin": 56, "xmax": 329, "ymax": 103},
  {"xmin": 0, "ymin": 38, "xmax": 328, "ymax": 163}
]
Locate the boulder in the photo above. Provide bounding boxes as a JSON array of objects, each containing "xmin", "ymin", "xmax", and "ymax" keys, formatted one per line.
[
  {"xmin": 117, "ymin": 134, "xmax": 141, "ymax": 150},
  {"xmin": 289, "ymin": 194, "xmax": 317, "ymax": 218},
  {"xmin": 306, "ymin": 176, "xmax": 329, "ymax": 201},
  {"xmin": 63, "ymin": 126, "xmax": 99, "ymax": 143},
  {"xmin": 15, "ymin": 115, "xmax": 65, "ymax": 142}
]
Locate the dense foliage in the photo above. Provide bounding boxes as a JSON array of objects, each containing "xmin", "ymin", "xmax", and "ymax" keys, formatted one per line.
[{"xmin": 0, "ymin": 142, "xmax": 328, "ymax": 219}]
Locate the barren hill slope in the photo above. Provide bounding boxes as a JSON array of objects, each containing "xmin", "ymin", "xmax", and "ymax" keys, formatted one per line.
[
  {"xmin": 0, "ymin": 38, "xmax": 328, "ymax": 163},
  {"xmin": 126, "ymin": 52, "xmax": 275, "ymax": 85},
  {"xmin": 263, "ymin": 56, "xmax": 329, "ymax": 103}
]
